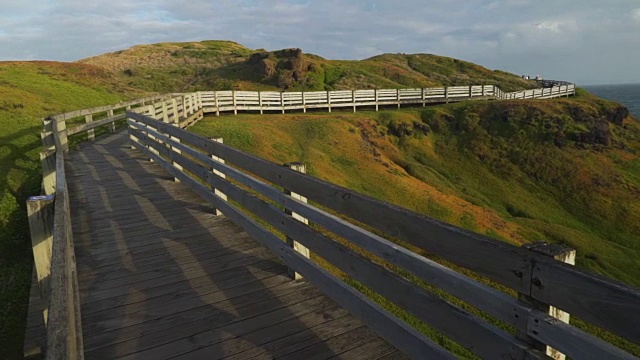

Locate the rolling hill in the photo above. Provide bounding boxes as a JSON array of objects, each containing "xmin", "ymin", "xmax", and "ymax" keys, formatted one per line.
[{"xmin": 1, "ymin": 40, "xmax": 638, "ymax": 357}]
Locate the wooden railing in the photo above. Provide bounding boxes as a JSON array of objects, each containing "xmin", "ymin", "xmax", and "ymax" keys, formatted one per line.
[
  {"xmin": 198, "ymin": 84, "xmax": 575, "ymax": 115},
  {"xmin": 27, "ymin": 82, "xmax": 584, "ymax": 359},
  {"xmin": 123, "ymin": 105, "xmax": 638, "ymax": 360}
]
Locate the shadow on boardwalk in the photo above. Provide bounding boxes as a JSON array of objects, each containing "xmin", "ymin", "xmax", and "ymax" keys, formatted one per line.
[{"xmin": 67, "ymin": 131, "xmax": 401, "ymax": 360}]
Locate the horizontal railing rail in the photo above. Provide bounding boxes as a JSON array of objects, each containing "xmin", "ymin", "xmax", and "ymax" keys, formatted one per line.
[{"xmin": 124, "ymin": 109, "xmax": 638, "ymax": 360}]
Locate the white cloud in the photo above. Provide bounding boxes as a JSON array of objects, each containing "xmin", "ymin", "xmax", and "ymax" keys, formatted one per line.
[{"xmin": 0, "ymin": 0, "xmax": 638, "ymax": 84}]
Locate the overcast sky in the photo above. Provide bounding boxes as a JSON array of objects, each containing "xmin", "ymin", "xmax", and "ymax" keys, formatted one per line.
[{"xmin": 1, "ymin": 0, "xmax": 638, "ymax": 85}]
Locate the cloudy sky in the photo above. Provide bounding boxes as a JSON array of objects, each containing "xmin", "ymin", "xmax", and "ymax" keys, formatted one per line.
[{"xmin": 1, "ymin": 0, "xmax": 638, "ymax": 85}]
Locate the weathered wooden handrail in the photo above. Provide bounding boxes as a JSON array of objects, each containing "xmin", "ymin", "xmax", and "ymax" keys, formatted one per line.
[{"xmin": 125, "ymin": 109, "xmax": 638, "ymax": 360}]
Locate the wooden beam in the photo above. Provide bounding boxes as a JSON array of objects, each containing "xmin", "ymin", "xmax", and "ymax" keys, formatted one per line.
[
  {"xmin": 26, "ymin": 194, "xmax": 55, "ymax": 324},
  {"xmin": 283, "ymin": 162, "xmax": 310, "ymax": 280},
  {"xmin": 210, "ymin": 137, "xmax": 227, "ymax": 216},
  {"xmin": 40, "ymin": 150, "xmax": 56, "ymax": 195},
  {"xmin": 107, "ymin": 109, "xmax": 116, "ymax": 133},
  {"xmin": 84, "ymin": 114, "xmax": 95, "ymax": 141}
]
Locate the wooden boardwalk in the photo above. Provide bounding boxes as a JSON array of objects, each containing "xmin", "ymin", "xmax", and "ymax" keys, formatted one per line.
[{"xmin": 66, "ymin": 131, "xmax": 403, "ymax": 360}]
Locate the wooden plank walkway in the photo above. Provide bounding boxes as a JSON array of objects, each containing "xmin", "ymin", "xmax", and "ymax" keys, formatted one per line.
[{"xmin": 66, "ymin": 131, "xmax": 405, "ymax": 360}]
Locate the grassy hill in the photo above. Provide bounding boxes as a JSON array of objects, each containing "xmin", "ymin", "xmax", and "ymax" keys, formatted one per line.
[
  {"xmin": 1, "ymin": 40, "xmax": 638, "ymax": 357},
  {"xmin": 78, "ymin": 40, "xmax": 538, "ymax": 92}
]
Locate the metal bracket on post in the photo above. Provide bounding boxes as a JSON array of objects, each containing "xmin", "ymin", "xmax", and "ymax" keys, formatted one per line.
[
  {"xmin": 210, "ymin": 137, "xmax": 227, "ymax": 216},
  {"xmin": 283, "ymin": 162, "xmax": 310, "ymax": 280}
]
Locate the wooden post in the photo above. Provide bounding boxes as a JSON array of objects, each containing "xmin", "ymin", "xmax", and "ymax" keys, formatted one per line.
[
  {"xmin": 232, "ymin": 90, "xmax": 237, "ymax": 115},
  {"xmin": 171, "ymin": 98, "xmax": 180, "ymax": 123},
  {"xmin": 469, "ymin": 85, "xmax": 473, "ymax": 99},
  {"xmin": 283, "ymin": 162, "xmax": 310, "ymax": 280},
  {"xmin": 422, "ymin": 88, "xmax": 426, "ymax": 107},
  {"xmin": 210, "ymin": 137, "xmax": 227, "ymax": 216},
  {"xmin": 375, "ymin": 89, "xmax": 379, "ymax": 111},
  {"xmin": 27, "ymin": 195, "xmax": 55, "ymax": 323},
  {"xmin": 215, "ymin": 92, "xmax": 220, "ymax": 117},
  {"xmin": 41, "ymin": 119, "xmax": 55, "ymax": 151},
  {"xmin": 41, "ymin": 150, "xmax": 56, "ymax": 195},
  {"xmin": 84, "ymin": 114, "xmax": 95, "ymax": 142},
  {"xmin": 162, "ymin": 101, "xmax": 169, "ymax": 123},
  {"xmin": 258, "ymin": 91, "xmax": 263, "ymax": 114},
  {"xmin": 302, "ymin": 91, "xmax": 306, "ymax": 113},
  {"xmin": 352, "ymin": 90, "xmax": 356, "ymax": 113},
  {"xmin": 445, "ymin": 87, "xmax": 449, "ymax": 104},
  {"xmin": 327, "ymin": 91, "xmax": 332, "ymax": 113},
  {"xmin": 53, "ymin": 116, "xmax": 69, "ymax": 152},
  {"xmin": 182, "ymin": 96, "xmax": 188, "ymax": 118},
  {"xmin": 396, "ymin": 88, "xmax": 401, "ymax": 108},
  {"xmin": 482, "ymin": 86, "xmax": 486, "ymax": 97},
  {"xmin": 518, "ymin": 242, "xmax": 576, "ymax": 360},
  {"xmin": 107, "ymin": 109, "xmax": 116, "ymax": 133},
  {"xmin": 281, "ymin": 92, "xmax": 285, "ymax": 114}
]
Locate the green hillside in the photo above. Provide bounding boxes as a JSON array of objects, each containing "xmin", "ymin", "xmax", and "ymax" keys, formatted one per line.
[
  {"xmin": 0, "ymin": 40, "xmax": 638, "ymax": 357},
  {"xmin": 78, "ymin": 40, "xmax": 538, "ymax": 92}
]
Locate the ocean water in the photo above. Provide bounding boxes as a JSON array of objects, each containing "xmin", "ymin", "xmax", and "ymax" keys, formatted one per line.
[{"xmin": 582, "ymin": 83, "xmax": 640, "ymax": 118}]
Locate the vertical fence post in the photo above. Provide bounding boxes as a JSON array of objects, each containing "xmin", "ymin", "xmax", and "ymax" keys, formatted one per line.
[
  {"xmin": 469, "ymin": 85, "xmax": 473, "ymax": 99},
  {"xmin": 327, "ymin": 91, "xmax": 332, "ymax": 113},
  {"xmin": 258, "ymin": 91, "xmax": 263, "ymax": 115},
  {"xmin": 518, "ymin": 242, "xmax": 576, "ymax": 360},
  {"xmin": 375, "ymin": 89, "xmax": 379, "ymax": 111},
  {"xmin": 84, "ymin": 114, "xmax": 95, "ymax": 142},
  {"xmin": 107, "ymin": 109, "xmax": 116, "ymax": 133},
  {"xmin": 53, "ymin": 116, "xmax": 69, "ymax": 152},
  {"xmin": 27, "ymin": 195, "xmax": 55, "ymax": 324},
  {"xmin": 352, "ymin": 90, "xmax": 356, "ymax": 113},
  {"xmin": 170, "ymin": 109, "xmax": 183, "ymax": 182},
  {"xmin": 283, "ymin": 162, "xmax": 310, "ymax": 280},
  {"xmin": 209, "ymin": 137, "xmax": 227, "ymax": 216},
  {"xmin": 422, "ymin": 88, "xmax": 426, "ymax": 107},
  {"xmin": 182, "ymin": 96, "xmax": 188, "ymax": 118},
  {"xmin": 161, "ymin": 101, "xmax": 169, "ymax": 123},
  {"xmin": 171, "ymin": 98, "xmax": 178, "ymax": 122},
  {"xmin": 281, "ymin": 91, "xmax": 285, "ymax": 114},
  {"xmin": 40, "ymin": 150, "xmax": 56, "ymax": 195},
  {"xmin": 445, "ymin": 87, "xmax": 449, "ymax": 104},
  {"xmin": 215, "ymin": 91, "xmax": 220, "ymax": 117},
  {"xmin": 396, "ymin": 88, "xmax": 401, "ymax": 108},
  {"xmin": 233, "ymin": 90, "xmax": 238, "ymax": 115},
  {"xmin": 302, "ymin": 91, "xmax": 306, "ymax": 113}
]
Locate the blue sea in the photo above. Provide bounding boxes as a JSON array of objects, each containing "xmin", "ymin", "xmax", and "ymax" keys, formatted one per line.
[{"xmin": 582, "ymin": 83, "xmax": 640, "ymax": 118}]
